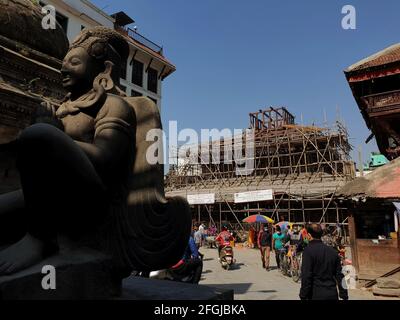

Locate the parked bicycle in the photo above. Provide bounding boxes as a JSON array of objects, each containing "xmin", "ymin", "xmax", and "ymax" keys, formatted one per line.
[
  {"xmin": 290, "ymin": 249, "xmax": 302, "ymax": 283},
  {"xmin": 279, "ymin": 247, "xmax": 290, "ymax": 276}
]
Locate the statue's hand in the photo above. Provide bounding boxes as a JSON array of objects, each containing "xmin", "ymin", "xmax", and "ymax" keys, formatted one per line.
[
  {"xmin": 33, "ymin": 102, "xmax": 64, "ymax": 130},
  {"xmin": 37, "ymin": 101, "xmax": 57, "ymax": 119}
]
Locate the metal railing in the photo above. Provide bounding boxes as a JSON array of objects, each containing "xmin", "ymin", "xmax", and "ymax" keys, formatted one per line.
[{"xmin": 116, "ymin": 26, "xmax": 163, "ymax": 55}]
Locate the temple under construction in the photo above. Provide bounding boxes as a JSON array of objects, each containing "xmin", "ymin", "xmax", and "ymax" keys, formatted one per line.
[{"xmin": 165, "ymin": 107, "xmax": 356, "ymax": 233}]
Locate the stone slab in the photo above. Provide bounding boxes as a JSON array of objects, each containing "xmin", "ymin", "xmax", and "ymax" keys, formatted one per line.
[
  {"xmin": 0, "ymin": 247, "xmax": 121, "ymax": 300},
  {"xmin": 376, "ymin": 277, "xmax": 400, "ymax": 289},
  {"xmin": 373, "ymin": 285, "xmax": 400, "ymax": 298},
  {"xmin": 120, "ymin": 276, "xmax": 234, "ymax": 300}
]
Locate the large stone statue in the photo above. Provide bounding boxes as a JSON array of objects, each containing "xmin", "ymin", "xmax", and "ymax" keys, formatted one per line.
[{"xmin": 0, "ymin": 26, "xmax": 191, "ymax": 280}]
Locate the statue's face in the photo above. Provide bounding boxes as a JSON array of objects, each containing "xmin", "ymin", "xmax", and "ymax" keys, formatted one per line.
[{"xmin": 61, "ymin": 47, "xmax": 92, "ymax": 91}]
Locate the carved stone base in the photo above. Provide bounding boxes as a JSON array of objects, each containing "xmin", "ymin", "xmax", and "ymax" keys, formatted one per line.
[
  {"xmin": 0, "ymin": 247, "xmax": 121, "ymax": 300},
  {"xmin": 0, "ymin": 245, "xmax": 233, "ymax": 300},
  {"xmin": 120, "ymin": 277, "xmax": 234, "ymax": 300}
]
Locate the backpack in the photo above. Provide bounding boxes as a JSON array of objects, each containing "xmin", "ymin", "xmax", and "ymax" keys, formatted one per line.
[{"xmin": 260, "ymin": 231, "xmax": 271, "ymax": 247}]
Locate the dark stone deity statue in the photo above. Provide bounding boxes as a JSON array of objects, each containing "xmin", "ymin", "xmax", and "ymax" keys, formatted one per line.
[{"xmin": 0, "ymin": 26, "xmax": 191, "ymax": 279}]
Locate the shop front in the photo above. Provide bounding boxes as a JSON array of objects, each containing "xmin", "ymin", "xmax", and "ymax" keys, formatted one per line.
[{"xmin": 338, "ymin": 157, "xmax": 400, "ymax": 280}]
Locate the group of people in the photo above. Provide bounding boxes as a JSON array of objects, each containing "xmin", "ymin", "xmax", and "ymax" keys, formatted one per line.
[
  {"xmin": 168, "ymin": 223, "xmax": 233, "ymax": 284},
  {"xmin": 256, "ymin": 218, "xmax": 348, "ymax": 300},
  {"xmin": 193, "ymin": 222, "xmax": 218, "ymax": 248},
  {"xmin": 158, "ymin": 222, "xmax": 214, "ymax": 284},
  {"xmin": 255, "ymin": 217, "xmax": 309, "ymax": 271},
  {"xmin": 163, "ymin": 220, "xmax": 349, "ymax": 300},
  {"xmin": 193, "ymin": 223, "xmax": 235, "ymax": 255}
]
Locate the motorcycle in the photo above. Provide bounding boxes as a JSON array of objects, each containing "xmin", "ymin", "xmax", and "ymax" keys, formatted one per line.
[{"xmin": 219, "ymin": 245, "xmax": 235, "ymax": 270}]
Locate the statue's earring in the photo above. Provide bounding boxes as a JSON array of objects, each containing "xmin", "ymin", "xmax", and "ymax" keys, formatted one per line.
[{"xmin": 93, "ymin": 61, "xmax": 114, "ymax": 92}]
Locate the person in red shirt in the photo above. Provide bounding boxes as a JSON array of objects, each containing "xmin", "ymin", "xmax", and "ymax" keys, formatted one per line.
[{"xmin": 216, "ymin": 225, "xmax": 234, "ymax": 256}]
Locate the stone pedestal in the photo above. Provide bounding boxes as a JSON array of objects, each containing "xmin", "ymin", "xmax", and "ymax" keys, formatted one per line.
[
  {"xmin": 120, "ymin": 276, "xmax": 233, "ymax": 300},
  {"xmin": 0, "ymin": 248, "xmax": 121, "ymax": 300},
  {"xmin": 0, "ymin": 247, "xmax": 233, "ymax": 300}
]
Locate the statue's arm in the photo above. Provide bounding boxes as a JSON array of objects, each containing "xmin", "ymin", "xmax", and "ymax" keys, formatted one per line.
[
  {"xmin": 75, "ymin": 130, "xmax": 131, "ymax": 170},
  {"xmin": 34, "ymin": 102, "xmax": 64, "ymax": 130},
  {"xmin": 75, "ymin": 97, "xmax": 135, "ymax": 171}
]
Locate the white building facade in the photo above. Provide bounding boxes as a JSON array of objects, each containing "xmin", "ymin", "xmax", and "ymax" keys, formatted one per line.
[{"xmin": 40, "ymin": 0, "xmax": 175, "ymax": 110}]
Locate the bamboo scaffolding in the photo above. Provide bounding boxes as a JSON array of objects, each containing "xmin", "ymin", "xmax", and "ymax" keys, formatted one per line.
[{"xmin": 165, "ymin": 107, "xmax": 355, "ymax": 232}]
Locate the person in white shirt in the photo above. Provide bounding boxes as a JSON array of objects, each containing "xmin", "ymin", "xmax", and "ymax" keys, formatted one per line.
[{"xmin": 198, "ymin": 223, "xmax": 206, "ymax": 246}]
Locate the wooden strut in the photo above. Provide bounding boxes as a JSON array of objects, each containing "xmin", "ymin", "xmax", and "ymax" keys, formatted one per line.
[
  {"xmin": 267, "ymin": 132, "xmax": 312, "ymax": 217},
  {"xmin": 295, "ymin": 127, "xmax": 344, "ymax": 178},
  {"xmin": 364, "ymin": 266, "xmax": 400, "ymax": 288},
  {"xmin": 196, "ymin": 155, "xmax": 245, "ymax": 231},
  {"xmin": 129, "ymin": 49, "xmax": 138, "ymax": 65},
  {"xmin": 255, "ymin": 127, "xmax": 289, "ymax": 186},
  {"xmin": 145, "ymin": 58, "xmax": 154, "ymax": 73},
  {"xmin": 318, "ymin": 188, "xmax": 337, "ymax": 223},
  {"xmin": 204, "ymin": 204, "xmax": 216, "ymax": 227},
  {"xmin": 158, "ymin": 65, "xmax": 166, "ymax": 80},
  {"xmin": 309, "ymin": 130, "xmax": 332, "ymax": 184}
]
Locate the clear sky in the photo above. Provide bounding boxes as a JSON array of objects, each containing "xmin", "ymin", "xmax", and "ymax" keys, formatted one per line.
[{"xmin": 93, "ymin": 0, "xmax": 400, "ymax": 166}]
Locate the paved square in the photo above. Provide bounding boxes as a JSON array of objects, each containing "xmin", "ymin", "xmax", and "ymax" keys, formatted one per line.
[{"xmin": 198, "ymin": 246, "xmax": 393, "ymax": 300}]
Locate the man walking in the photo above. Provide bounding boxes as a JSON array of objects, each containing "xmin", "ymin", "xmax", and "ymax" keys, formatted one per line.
[
  {"xmin": 257, "ymin": 224, "xmax": 272, "ymax": 270},
  {"xmin": 272, "ymin": 225, "xmax": 285, "ymax": 269},
  {"xmin": 299, "ymin": 224, "xmax": 348, "ymax": 300},
  {"xmin": 198, "ymin": 222, "xmax": 206, "ymax": 246},
  {"xmin": 194, "ymin": 225, "xmax": 202, "ymax": 249}
]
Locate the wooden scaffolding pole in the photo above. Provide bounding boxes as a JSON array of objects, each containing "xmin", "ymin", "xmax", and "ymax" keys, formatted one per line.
[{"xmin": 198, "ymin": 205, "xmax": 201, "ymax": 223}]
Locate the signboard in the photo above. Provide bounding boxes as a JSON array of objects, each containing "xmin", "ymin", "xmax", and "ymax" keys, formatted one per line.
[
  {"xmin": 187, "ymin": 193, "xmax": 215, "ymax": 205},
  {"xmin": 234, "ymin": 190, "xmax": 273, "ymax": 203}
]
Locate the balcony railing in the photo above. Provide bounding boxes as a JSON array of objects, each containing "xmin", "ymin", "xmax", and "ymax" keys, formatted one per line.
[
  {"xmin": 361, "ymin": 89, "xmax": 400, "ymax": 114},
  {"xmin": 116, "ymin": 26, "xmax": 163, "ymax": 55}
]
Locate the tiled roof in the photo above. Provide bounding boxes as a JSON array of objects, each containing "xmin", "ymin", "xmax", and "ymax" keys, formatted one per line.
[
  {"xmin": 125, "ymin": 35, "xmax": 176, "ymax": 70},
  {"xmin": 345, "ymin": 43, "xmax": 400, "ymax": 73},
  {"xmin": 337, "ymin": 156, "xmax": 400, "ymax": 199}
]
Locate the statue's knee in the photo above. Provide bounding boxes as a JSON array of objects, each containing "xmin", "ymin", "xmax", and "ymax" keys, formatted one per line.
[{"xmin": 18, "ymin": 123, "xmax": 62, "ymax": 148}]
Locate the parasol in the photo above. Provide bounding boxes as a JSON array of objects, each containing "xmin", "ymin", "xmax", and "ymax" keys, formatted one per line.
[{"xmin": 243, "ymin": 214, "xmax": 274, "ymax": 224}]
